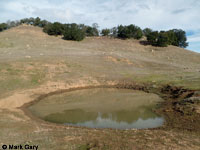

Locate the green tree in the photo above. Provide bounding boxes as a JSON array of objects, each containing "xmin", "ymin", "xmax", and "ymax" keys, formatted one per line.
[
  {"xmin": 0, "ymin": 23, "xmax": 8, "ymax": 32},
  {"xmin": 117, "ymin": 24, "xmax": 143, "ymax": 39},
  {"xmin": 110, "ymin": 27, "xmax": 118, "ymax": 37},
  {"xmin": 166, "ymin": 30, "xmax": 177, "ymax": 45},
  {"xmin": 172, "ymin": 29, "xmax": 188, "ymax": 48},
  {"xmin": 85, "ymin": 26, "xmax": 99, "ymax": 36},
  {"xmin": 143, "ymin": 28, "xmax": 153, "ymax": 37},
  {"xmin": 40, "ymin": 20, "xmax": 50, "ymax": 27},
  {"xmin": 157, "ymin": 32, "xmax": 169, "ymax": 47},
  {"xmin": 63, "ymin": 24, "xmax": 85, "ymax": 41},
  {"xmin": 117, "ymin": 25, "xmax": 127, "ymax": 39},
  {"xmin": 147, "ymin": 31, "xmax": 159, "ymax": 46},
  {"xmin": 34, "ymin": 17, "xmax": 41, "ymax": 26},
  {"xmin": 101, "ymin": 29, "xmax": 110, "ymax": 36},
  {"xmin": 43, "ymin": 22, "xmax": 65, "ymax": 36}
]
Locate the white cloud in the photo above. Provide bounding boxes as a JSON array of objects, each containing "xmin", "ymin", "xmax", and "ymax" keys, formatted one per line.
[{"xmin": 188, "ymin": 34, "xmax": 200, "ymax": 43}]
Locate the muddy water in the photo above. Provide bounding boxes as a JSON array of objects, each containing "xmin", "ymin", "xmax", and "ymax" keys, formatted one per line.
[{"xmin": 28, "ymin": 88, "xmax": 164, "ymax": 129}]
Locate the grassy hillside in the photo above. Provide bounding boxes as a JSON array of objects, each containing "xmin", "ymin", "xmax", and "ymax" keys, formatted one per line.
[
  {"xmin": 0, "ymin": 25, "xmax": 199, "ymax": 98},
  {"xmin": 0, "ymin": 25, "xmax": 200, "ymax": 150}
]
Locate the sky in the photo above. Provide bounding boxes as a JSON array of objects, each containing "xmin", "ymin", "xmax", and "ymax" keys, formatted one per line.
[{"xmin": 0, "ymin": 0, "xmax": 200, "ymax": 53}]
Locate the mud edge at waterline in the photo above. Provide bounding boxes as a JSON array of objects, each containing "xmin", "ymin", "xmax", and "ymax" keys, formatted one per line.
[{"xmin": 20, "ymin": 82, "xmax": 200, "ymax": 133}]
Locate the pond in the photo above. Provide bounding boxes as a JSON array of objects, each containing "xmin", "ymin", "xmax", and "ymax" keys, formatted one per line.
[{"xmin": 28, "ymin": 88, "xmax": 164, "ymax": 129}]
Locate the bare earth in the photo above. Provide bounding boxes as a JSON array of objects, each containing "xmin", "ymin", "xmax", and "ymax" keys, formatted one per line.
[{"xmin": 0, "ymin": 25, "xmax": 200, "ymax": 150}]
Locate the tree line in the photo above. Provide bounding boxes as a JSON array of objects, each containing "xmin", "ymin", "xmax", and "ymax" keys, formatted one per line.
[{"xmin": 0, "ymin": 17, "xmax": 188, "ymax": 48}]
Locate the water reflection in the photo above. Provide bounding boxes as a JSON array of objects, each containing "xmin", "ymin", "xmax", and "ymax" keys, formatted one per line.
[
  {"xmin": 66, "ymin": 115, "xmax": 163, "ymax": 129},
  {"xmin": 44, "ymin": 107, "xmax": 164, "ymax": 129},
  {"xmin": 29, "ymin": 88, "xmax": 164, "ymax": 129}
]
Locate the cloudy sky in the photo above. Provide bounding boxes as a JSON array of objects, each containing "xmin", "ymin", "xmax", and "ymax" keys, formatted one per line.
[{"xmin": 0, "ymin": 0, "xmax": 199, "ymax": 53}]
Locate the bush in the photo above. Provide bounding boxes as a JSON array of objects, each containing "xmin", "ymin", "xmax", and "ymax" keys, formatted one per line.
[
  {"xmin": 43, "ymin": 22, "xmax": 65, "ymax": 36},
  {"xmin": 63, "ymin": 24, "xmax": 85, "ymax": 41},
  {"xmin": 85, "ymin": 26, "xmax": 99, "ymax": 36},
  {"xmin": 39, "ymin": 20, "xmax": 50, "ymax": 27},
  {"xmin": 157, "ymin": 32, "xmax": 169, "ymax": 47},
  {"xmin": 117, "ymin": 24, "xmax": 143, "ymax": 39},
  {"xmin": 110, "ymin": 27, "xmax": 118, "ymax": 37},
  {"xmin": 1, "ymin": 17, "xmax": 189, "ymax": 46},
  {"xmin": 20, "ymin": 17, "xmax": 35, "ymax": 25},
  {"xmin": 165, "ymin": 30, "xmax": 177, "ymax": 45},
  {"xmin": 147, "ymin": 31, "xmax": 159, "ymax": 46},
  {"xmin": 147, "ymin": 29, "xmax": 188, "ymax": 48},
  {"xmin": 33, "ymin": 17, "xmax": 41, "ymax": 26},
  {"xmin": 143, "ymin": 28, "xmax": 153, "ymax": 37},
  {"xmin": 171, "ymin": 29, "xmax": 188, "ymax": 48},
  {"xmin": 6, "ymin": 20, "xmax": 20, "ymax": 28},
  {"xmin": 0, "ymin": 23, "xmax": 8, "ymax": 32},
  {"xmin": 101, "ymin": 29, "xmax": 110, "ymax": 36}
]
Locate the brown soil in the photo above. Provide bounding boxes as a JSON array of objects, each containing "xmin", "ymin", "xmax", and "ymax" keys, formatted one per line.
[{"xmin": 0, "ymin": 25, "xmax": 200, "ymax": 150}]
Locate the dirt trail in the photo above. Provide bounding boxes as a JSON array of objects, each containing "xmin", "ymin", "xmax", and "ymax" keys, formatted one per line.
[
  {"xmin": 0, "ymin": 79, "xmax": 111, "ymax": 109},
  {"xmin": 0, "ymin": 92, "xmax": 31, "ymax": 109}
]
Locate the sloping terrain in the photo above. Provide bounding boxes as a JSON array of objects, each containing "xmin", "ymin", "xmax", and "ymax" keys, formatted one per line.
[{"xmin": 0, "ymin": 25, "xmax": 200, "ymax": 150}]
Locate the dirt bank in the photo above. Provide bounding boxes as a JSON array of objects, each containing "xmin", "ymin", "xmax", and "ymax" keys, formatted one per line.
[{"xmin": 20, "ymin": 82, "xmax": 200, "ymax": 134}]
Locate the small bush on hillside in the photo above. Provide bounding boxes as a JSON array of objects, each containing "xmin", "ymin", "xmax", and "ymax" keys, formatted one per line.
[
  {"xmin": 43, "ymin": 22, "xmax": 65, "ymax": 36},
  {"xmin": 147, "ymin": 29, "xmax": 188, "ymax": 48},
  {"xmin": 6, "ymin": 20, "xmax": 20, "ymax": 28},
  {"xmin": 20, "ymin": 17, "xmax": 50, "ymax": 28},
  {"xmin": 101, "ymin": 29, "xmax": 110, "ymax": 36},
  {"xmin": 143, "ymin": 28, "xmax": 153, "ymax": 37},
  {"xmin": 170, "ymin": 29, "xmax": 188, "ymax": 48},
  {"xmin": 85, "ymin": 26, "xmax": 99, "ymax": 36},
  {"xmin": 110, "ymin": 27, "xmax": 118, "ymax": 38},
  {"xmin": 157, "ymin": 32, "xmax": 169, "ymax": 47},
  {"xmin": 33, "ymin": 17, "xmax": 41, "ymax": 26},
  {"xmin": 0, "ymin": 23, "xmax": 8, "ymax": 32},
  {"xmin": 63, "ymin": 24, "xmax": 85, "ymax": 41},
  {"xmin": 0, "ymin": 17, "xmax": 189, "ymax": 46},
  {"xmin": 117, "ymin": 24, "xmax": 143, "ymax": 39},
  {"xmin": 20, "ymin": 17, "xmax": 35, "ymax": 25},
  {"xmin": 147, "ymin": 31, "xmax": 159, "ymax": 46}
]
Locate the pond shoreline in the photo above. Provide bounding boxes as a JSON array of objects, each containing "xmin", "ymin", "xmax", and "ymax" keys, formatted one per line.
[{"xmin": 20, "ymin": 82, "xmax": 200, "ymax": 133}]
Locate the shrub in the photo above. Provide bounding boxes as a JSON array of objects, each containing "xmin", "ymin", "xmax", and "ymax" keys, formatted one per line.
[
  {"xmin": 0, "ymin": 23, "xmax": 8, "ymax": 32},
  {"xmin": 63, "ymin": 24, "xmax": 85, "ymax": 41},
  {"xmin": 147, "ymin": 31, "xmax": 159, "ymax": 46},
  {"xmin": 101, "ymin": 29, "xmax": 110, "ymax": 36},
  {"xmin": 110, "ymin": 27, "xmax": 118, "ymax": 37},
  {"xmin": 85, "ymin": 26, "xmax": 99, "ymax": 36},
  {"xmin": 33, "ymin": 17, "xmax": 41, "ymax": 26},
  {"xmin": 157, "ymin": 32, "xmax": 169, "ymax": 47},
  {"xmin": 117, "ymin": 24, "xmax": 143, "ymax": 39},
  {"xmin": 43, "ymin": 22, "xmax": 65, "ymax": 36},
  {"xmin": 143, "ymin": 28, "xmax": 153, "ymax": 37},
  {"xmin": 171, "ymin": 29, "xmax": 188, "ymax": 48},
  {"xmin": 1, "ymin": 17, "xmax": 189, "ymax": 46}
]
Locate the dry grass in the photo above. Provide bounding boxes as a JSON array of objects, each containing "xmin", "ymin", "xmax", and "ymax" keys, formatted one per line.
[{"xmin": 0, "ymin": 25, "xmax": 200, "ymax": 150}]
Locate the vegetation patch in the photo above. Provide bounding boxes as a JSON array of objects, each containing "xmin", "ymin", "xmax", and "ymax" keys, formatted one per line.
[{"xmin": 0, "ymin": 17, "xmax": 188, "ymax": 47}]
